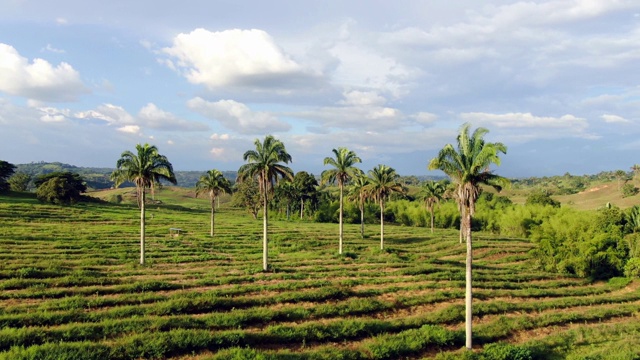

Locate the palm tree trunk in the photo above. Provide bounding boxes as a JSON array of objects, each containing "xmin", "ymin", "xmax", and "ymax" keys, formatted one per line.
[
  {"xmin": 140, "ymin": 188, "xmax": 146, "ymax": 265},
  {"xmin": 380, "ymin": 199, "xmax": 384, "ymax": 250},
  {"xmin": 464, "ymin": 207, "xmax": 473, "ymax": 350},
  {"xmin": 210, "ymin": 197, "xmax": 215, "ymax": 237},
  {"xmin": 339, "ymin": 183, "xmax": 344, "ymax": 255},
  {"xmin": 430, "ymin": 205, "xmax": 434, "ymax": 233},
  {"xmin": 300, "ymin": 198, "xmax": 304, "ymax": 219},
  {"xmin": 360, "ymin": 204, "xmax": 364, "ymax": 238},
  {"xmin": 263, "ymin": 190, "xmax": 268, "ymax": 272}
]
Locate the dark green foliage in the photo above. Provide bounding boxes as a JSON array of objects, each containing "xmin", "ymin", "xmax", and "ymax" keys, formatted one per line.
[
  {"xmin": 621, "ymin": 183, "xmax": 639, "ymax": 197},
  {"xmin": 525, "ymin": 191, "xmax": 560, "ymax": 208},
  {"xmin": 232, "ymin": 178, "xmax": 262, "ymax": 219},
  {"xmin": 0, "ymin": 160, "xmax": 16, "ymax": 193},
  {"xmin": 35, "ymin": 172, "xmax": 87, "ymax": 205},
  {"xmin": 8, "ymin": 172, "xmax": 31, "ymax": 192}
]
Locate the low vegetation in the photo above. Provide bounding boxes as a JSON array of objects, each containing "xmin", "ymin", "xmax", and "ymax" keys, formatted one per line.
[{"xmin": 1, "ymin": 190, "xmax": 639, "ymax": 359}]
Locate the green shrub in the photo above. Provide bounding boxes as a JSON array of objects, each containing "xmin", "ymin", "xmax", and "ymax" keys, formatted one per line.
[{"xmin": 624, "ymin": 257, "xmax": 640, "ymax": 277}]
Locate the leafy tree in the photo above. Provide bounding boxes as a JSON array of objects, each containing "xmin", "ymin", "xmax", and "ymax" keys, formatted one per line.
[
  {"xmin": 293, "ymin": 171, "xmax": 319, "ymax": 219},
  {"xmin": 365, "ymin": 164, "xmax": 406, "ymax": 250},
  {"xmin": 274, "ymin": 180, "xmax": 298, "ymax": 220},
  {"xmin": 347, "ymin": 171, "xmax": 370, "ymax": 238},
  {"xmin": 428, "ymin": 122, "xmax": 508, "ymax": 350},
  {"xmin": 237, "ymin": 135, "xmax": 293, "ymax": 271},
  {"xmin": 614, "ymin": 169, "xmax": 630, "ymax": 190},
  {"xmin": 525, "ymin": 191, "xmax": 560, "ymax": 208},
  {"xmin": 419, "ymin": 180, "xmax": 447, "ymax": 233},
  {"xmin": 231, "ymin": 178, "xmax": 261, "ymax": 219},
  {"xmin": 35, "ymin": 173, "xmax": 87, "ymax": 205},
  {"xmin": 110, "ymin": 144, "xmax": 177, "ymax": 265},
  {"xmin": 8, "ymin": 172, "xmax": 32, "ymax": 192},
  {"xmin": 321, "ymin": 147, "xmax": 362, "ymax": 255},
  {"xmin": 622, "ymin": 183, "xmax": 639, "ymax": 198},
  {"xmin": 33, "ymin": 171, "xmax": 87, "ymax": 197},
  {"xmin": 0, "ymin": 160, "xmax": 16, "ymax": 193},
  {"xmin": 195, "ymin": 169, "xmax": 232, "ymax": 237}
]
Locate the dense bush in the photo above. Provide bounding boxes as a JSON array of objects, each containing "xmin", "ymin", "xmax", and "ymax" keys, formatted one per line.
[{"xmin": 525, "ymin": 191, "xmax": 560, "ymax": 208}]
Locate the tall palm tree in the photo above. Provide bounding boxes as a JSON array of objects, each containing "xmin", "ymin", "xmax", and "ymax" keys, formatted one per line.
[
  {"xmin": 111, "ymin": 143, "xmax": 176, "ymax": 265},
  {"xmin": 347, "ymin": 170, "xmax": 370, "ymax": 238},
  {"xmin": 195, "ymin": 169, "xmax": 232, "ymax": 237},
  {"xmin": 321, "ymin": 147, "xmax": 362, "ymax": 255},
  {"xmin": 365, "ymin": 164, "xmax": 405, "ymax": 250},
  {"xmin": 428, "ymin": 123, "xmax": 508, "ymax": 350},
  {"xmin": 419, "ymin": 180, "xmax": 446, "ymax": 233},
  {"xmin": 237, "ymin": 135, "xmax": 293, "ymax": 271}
]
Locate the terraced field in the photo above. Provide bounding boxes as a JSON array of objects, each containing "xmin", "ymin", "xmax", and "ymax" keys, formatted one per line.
[{"xmin": 0, "ymin": 193, "xmax": 639, "ymax": 359}]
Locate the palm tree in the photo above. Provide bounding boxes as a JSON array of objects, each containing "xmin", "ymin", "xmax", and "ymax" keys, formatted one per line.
[
  {"xmin": 347, "ymin": 171, "xmax": 370, "ymax": 238},
  {"xmin": 365, "ymin": 164, "xmax": 405, "ymax": 250},
  {"xmin": 111, "ymin": 143, "xmax": 176, "ymax": 265},
  {"xmin": 419, "ymin": 180, "xmax": 446, "ymax": 233},
  {"xmin": 237, "ymin": 135, "xmax": 293, "ymax": 271},
  {"xmin": 195, "ymin": 169, "xmax": 232, "ymax": 237},
  {"xmin": 428, "ymin": 123, "xmax": 508, "ymax": 350},
  {"xmin": 321, "ymin": 148, "xmax": 362, "ymax": 255}
]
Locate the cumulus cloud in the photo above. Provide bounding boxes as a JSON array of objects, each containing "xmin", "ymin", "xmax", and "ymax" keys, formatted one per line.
[
  {"xmin": 138, "ymin": 103, "xmax": 209, "ymax": 131},
  {"xmin": 75, "ymin": 104, "xmax": 135, "ymax": 125},
  {"xmin": 187, "ymin": 97, "xmax": 290, "ymax": 134},
  {"xmin": 0, "ymin": 43, "xmax": 88, "ymax": 102},
  {"xmin": 74, "ymin": 103, "xmax": 208, "ymax": 132},
  {"xmin": 161, "ymin": 28, "xmax": 317, "ymax": 92},
  {"xmin": 293, "ymin": 90, "xmax": 403, "ymax": 131},
  {"xmin": 38, "ymin": 107, "xmax": 70, "ymax": 122},
  {"xmin": 116, "ymin": 125, "xmax": 141, "ymax": 135},
  {"xmin": 210, "ymin": 133, "xmax": 230, "ymax": 140},
  {"xmin": 602, "ymin": 114, "xmax": 630, "ymax": 123}
]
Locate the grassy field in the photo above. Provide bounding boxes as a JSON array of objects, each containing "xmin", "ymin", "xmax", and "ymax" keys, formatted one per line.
[{"xmin": 1, "ymin": 190, "xmax": 639, "ymax": 359}]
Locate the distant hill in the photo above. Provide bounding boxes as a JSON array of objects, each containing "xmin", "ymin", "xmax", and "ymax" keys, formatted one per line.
[{"xmin": 14, "ymin": 162, "xmax": 236, "ymax": 189}]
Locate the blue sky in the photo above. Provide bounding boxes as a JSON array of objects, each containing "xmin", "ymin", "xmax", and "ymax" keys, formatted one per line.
[{"xmin": 1, "ymin": 0, "xmax": 639, "ymax": 177}]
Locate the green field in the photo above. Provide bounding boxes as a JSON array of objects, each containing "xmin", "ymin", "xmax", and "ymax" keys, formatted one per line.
[{"xmin": 1, "ymin": 191, "xmax": 639, "ymax": 359}]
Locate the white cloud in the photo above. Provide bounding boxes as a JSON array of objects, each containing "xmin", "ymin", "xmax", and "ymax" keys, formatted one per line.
[
  {"xmin": 459, "ymin": 112, "xmax": 599, "ymax": 141},
  {"xmin": 187, "ymin": 97, "xmax": 290, "ymax": 134},
  {"xmin": 413, "ymin": 112, "xmax": 438, "ymax": 125},
  {"xmin": 116, "ymin": 125, "xmax": 141, "ymax": 134},
  {"xmin": 41, "ymin": 44, "xmax": 65, "ymax": 54},
  {"xmin": 38, "ymin": 107, "xmax": 70, "ymax": 122},
  {"xmin": 162, "ymin": 28, "xmax": 316, "ymax": 91},
  {"xmin": 138, "ymin": 103, "xmax": 209, "ymax": 131},
  {"xmin": 0, "ymin": 43, "xmax": 88, "ymax": 102},
  {"xmin": 210, "ymin": 133, "xmax": 230, "ymax": 140},
  {"xmin": 602, "ymin": 114, "xmax": 630, "ymax": 123},
  {"xmin": 75, "ymin": 103, "xmax": 135, "ymax": 125},
  {"xmin": 339, "ymin": 90, "xmax": 386, "ymax": 106}
]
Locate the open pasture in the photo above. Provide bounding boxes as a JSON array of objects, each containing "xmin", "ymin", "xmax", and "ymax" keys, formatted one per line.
[{"xmin": 0, "ymin": 193, "xmax": 639, "ymax": 359}]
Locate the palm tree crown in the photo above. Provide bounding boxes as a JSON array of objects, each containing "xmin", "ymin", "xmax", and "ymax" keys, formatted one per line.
[
  {"xmin": 321, "ymin": 147, "xmax": 362, "ymax": 254},
  {"xmin": 237, "ymin": 135, "xmax": 293, "ymax": 271},
  {"xmin": 196, "ymin": 169, "xmax": 232, "ymax": 237}
]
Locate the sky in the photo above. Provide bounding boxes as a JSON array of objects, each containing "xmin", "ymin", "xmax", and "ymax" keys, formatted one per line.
[{"xmin": 1, "ymin": 0, "xmax": 640, "ymax": 178}]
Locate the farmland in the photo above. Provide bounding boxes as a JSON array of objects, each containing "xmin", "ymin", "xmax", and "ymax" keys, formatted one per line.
[{"xmin": 1, "ymin": 190, "xmax": 639, "ymax": 359}]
